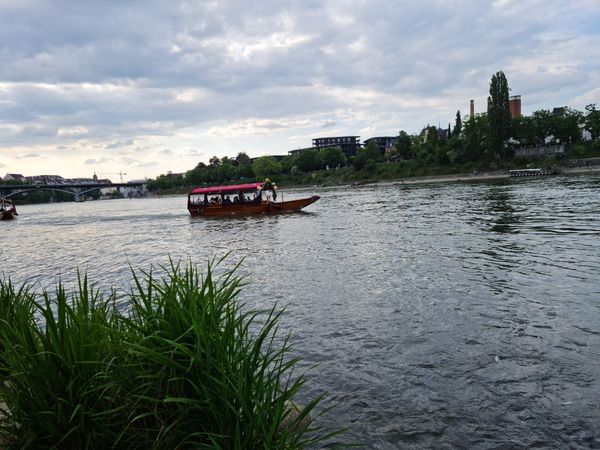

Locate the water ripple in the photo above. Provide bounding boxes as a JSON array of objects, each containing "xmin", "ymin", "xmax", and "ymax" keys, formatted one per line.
[{"xmin": 2, "ymin": 176, "xmax": 600, "ymax": 448}]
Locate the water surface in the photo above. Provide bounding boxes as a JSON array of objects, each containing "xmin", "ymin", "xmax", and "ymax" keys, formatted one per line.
[{"xmin": 1, "ymin": 175, "xmax": 599, "ymax": 448}]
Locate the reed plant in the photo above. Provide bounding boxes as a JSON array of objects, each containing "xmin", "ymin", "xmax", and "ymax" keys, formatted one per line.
[{"xmin": 0, "ymin": 261, "xmax": 333, "ymax": 449}]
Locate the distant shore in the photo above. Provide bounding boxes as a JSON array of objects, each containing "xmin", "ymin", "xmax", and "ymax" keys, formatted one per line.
[{"xmin": 339, "ymin": 165, "xmax": 600, "ymax": 189}]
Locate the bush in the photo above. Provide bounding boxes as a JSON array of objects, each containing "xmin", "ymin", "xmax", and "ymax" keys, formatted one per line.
[{"xmin": 0, "ymin": 261, "xmax": 333, "ymax": 449}]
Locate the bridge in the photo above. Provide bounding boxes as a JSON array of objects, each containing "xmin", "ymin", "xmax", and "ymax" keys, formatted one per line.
[{"xmin": 0, "ymin": 181, "xmax": 147, "ymax": 202}]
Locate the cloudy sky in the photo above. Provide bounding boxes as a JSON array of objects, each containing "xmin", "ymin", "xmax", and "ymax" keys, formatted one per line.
[{"xmin": 0, "ymin": 0, "xmax": 598, "ymax": 180}]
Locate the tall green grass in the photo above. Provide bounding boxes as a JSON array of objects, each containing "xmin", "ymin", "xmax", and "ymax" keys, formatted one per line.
[{"xmin": 0, "ymin": 261, "xmax": 334, "ymax": 449}]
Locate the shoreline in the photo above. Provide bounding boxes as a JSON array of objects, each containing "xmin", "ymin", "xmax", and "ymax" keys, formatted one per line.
[{"xmin": 331, "ymin": 165, "xmax": 600, "ymax": 189}]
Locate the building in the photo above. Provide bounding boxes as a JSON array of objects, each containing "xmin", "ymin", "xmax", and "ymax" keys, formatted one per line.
[
  {"xmin": 287, "ymin": 147, "xmax": 315, "ymax": 157},
  {"xmin": 3, "ymin": 173, "xmax": 25, "ymax": 182},
  {"xmin": 249, "ymin": 155, "xmax": 288, "ymax": 162},
  {"xmin": 120, "ymin": 179, "xmax": 148, "ymax": 198},
  {"xmin": 26, "ymin": 175, "xmax": 67, "ymax": 185},
  {"xmin": 514, "ymin": 143, "xmax": 568, "ymax": 158},
  {"xmin": 420, "ymin": 126, "xmax": 450, "ymax": 143},
  {"xmin": 509, "ymin": 95, "xmax": 522, "ymax": 118},
  {"xmin": 363, "ymin": 136, "xmax": 398, "ymax": 156},
  {"xmin": 312, "ymin": 136, "xmax": 360, "ymax": 157}
]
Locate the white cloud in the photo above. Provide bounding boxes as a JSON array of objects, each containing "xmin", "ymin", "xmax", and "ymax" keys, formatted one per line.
[
  {"xmin": 57, "ymin": 126, "xmax": 89, "ymax": 137},
  {"xmin": 0, "ymin": 0, "xmax": 598, "ymax": 179}
]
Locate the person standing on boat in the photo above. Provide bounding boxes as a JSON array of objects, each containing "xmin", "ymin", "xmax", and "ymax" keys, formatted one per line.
[{"xmin": 262, "ymin": 178, "xmax": 277, "ymax": 201}]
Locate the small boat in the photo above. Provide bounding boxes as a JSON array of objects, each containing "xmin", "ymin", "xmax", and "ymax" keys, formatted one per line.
[
  {"xmin": 0, "ymin": 198, "xmax": 18, "ymax": 221},
  {"xmin": 187, "ymin": 180, "xmax": 320, "ymax": 217},
  {"xmin": 509, "ymin": 168, "xmax": 560, "ymax": 177}
]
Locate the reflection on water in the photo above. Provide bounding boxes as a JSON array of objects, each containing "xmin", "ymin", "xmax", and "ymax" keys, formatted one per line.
[
  {"xmin": 1, "ymin": 175, "xmax": 600, "ymax": 448},
  {"xmin": 485, "ymin": 185, "xmax": 522, "ymax": 233}
]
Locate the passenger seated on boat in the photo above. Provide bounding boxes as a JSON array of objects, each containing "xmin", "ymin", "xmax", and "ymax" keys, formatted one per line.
[
  {"xmin": 232, "ymin": 195, "xmax": 239, "ymax": 204},
  {"xmin": 223, "ymin": 196, "xmax": 232, "ymax": 204}
]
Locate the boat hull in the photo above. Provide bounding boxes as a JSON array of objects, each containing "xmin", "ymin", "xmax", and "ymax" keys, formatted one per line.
[
  {"xmin": 188, "ymin": 196, "xmax": 320, "ymax": 217},
  {"xmin": 1, "ymin": 210, "xmax": 17, "ymax": 221}
]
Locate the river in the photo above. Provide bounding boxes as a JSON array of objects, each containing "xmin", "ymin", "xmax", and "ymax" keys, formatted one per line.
[{"xmin": 1, "ymin": 175, "xmax": 600, "ymax": 449}]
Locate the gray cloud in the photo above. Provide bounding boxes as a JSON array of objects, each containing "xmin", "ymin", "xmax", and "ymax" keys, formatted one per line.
[
  {"xmin": 0, "ymin": 0, "xmax": 599, "ymax": 178},
  {"xmin": 105, "ymin": 139, "xmax": 135, "ymax": 149},
  {"xmin": 136, "ymin": 161, "xmax": 160, "ymax": 168},
  {"xmin": 83, "ymin": 156, "xmax": 112, "ymax": 165}
]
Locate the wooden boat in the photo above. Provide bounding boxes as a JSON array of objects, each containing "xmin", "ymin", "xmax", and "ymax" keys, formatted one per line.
[
  {"xmin": 187, "ymin": 181, "xmax": 319, "ymax": 217},
  {"xmin": 0, "ymin": 198, "xmax": 18, "ymax": 221}
]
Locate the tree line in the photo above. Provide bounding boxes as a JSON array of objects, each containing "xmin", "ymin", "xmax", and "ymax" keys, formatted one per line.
[
  {"xmin": 387, "ymin": 72, "xmax": 600, "ymax": 167},
  {"xmin": 147, "ymin": 147, "xmax": 349, "ymax": 190},
  {"xmin": 148, "ymin": 71, "xmax": 600, "ymax": 190}
]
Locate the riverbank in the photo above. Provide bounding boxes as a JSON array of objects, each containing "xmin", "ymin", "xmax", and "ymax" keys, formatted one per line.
[
  {"xmin": 324, "ymin": 164, "xmax": 600, "ymax": 189},
  {"xmin": 145, "ymin": 165, "xmax": 600, "ymax": 197}
]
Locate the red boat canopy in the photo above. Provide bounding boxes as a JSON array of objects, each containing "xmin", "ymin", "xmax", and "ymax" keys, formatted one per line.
[{"xmin": 189, "ymin": 182, "xmax": 263, "ymax": 195}]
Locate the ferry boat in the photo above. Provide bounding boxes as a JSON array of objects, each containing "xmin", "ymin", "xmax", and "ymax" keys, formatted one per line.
[
  {"xmin": 0, "ymin": 198, "xmax": 18, "ymax": 221},
  {"xmin": 187, "ymin": 180, "xmax": 320, "ymax": 217}
]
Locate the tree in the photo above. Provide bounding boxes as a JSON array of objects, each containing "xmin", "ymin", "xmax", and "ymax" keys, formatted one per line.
[
  {"xmin": 447, "ymin": 136, "xmax": 463, "ymax": 163},
  {"xmin": 251, "ymin": 156, "xmax": 281, "ymax": 179},
  {"xmin": 463, "ymin": 113, "xmax": 488, "ymax": 160},
  {"xmin": 453, "ymin": 110, "xmax": 462, "ymax": 137},
  {"xmin": 426, "ymin": 126, "xmax": 439, "ymax": 146},
  {"xmin": 364, "ymin": 140, "xmax": 381, "ymax": 161},
  {"xmin": 318, "ymin": 146, "xmax": 347, "ymax": 168},
  {"xmin": 584, "ymin": 104, "xmax": 600, "ymax": 140},
  {"xmin": 209, "ymin": 155, "xmax": 221, "ymax": 167},
  {"xmin": 395, "ymin": 130, "xmax": 412, "ymax": 160},
  {"xmin": 531, "ymin": 109, "xmax": 555, "ymax": 144},
  {"xmin": 296, "ymin": 149, "xmax": 319, "ymax": 172},
  {"xmin": 279, "ymin": 156, "xmax": 295, "ymax": 174},
  {"xmin": 512, "ymin": 115, "xmax": 537, "ymax": 146},
  {"xmin": 553, "ymin": 107, "xmax": 583, "ymax": 144},
  {"xmin": 217, "ymin": 157, "xmax": 238, "ymax": 181},
  {"xmin": 487, "ymin": 71, "xmax": 512, "ymax": 159},
  {"xmin": 235, "ymin": 152, "xmax": 251, "ymax": 166}
]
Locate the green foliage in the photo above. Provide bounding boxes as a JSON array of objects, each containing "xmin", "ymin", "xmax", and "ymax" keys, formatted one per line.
[
  {"xmin": 395, "ymin": 130, "xmax": 413, "ymax": 160},
  {"xmin": 487, "ymin": 71, "xmax": 512, "ymax": 158},
  {"xmin": 453, "ymin": 110, "xmax": 462, "ymax": 138},
  {"xmin": 6, "ymin": 189, "xmax": 76, "ymax": 204},
  {"xmin": 412, "ymin": 140, "xmax": 435, "ymax": 163},
  {"xmin": 0, "ymin": 281, "xmax": 36, "ymax": 376},
  {"xmin": 525, "ymin": 108, "xmax": 583, "ymax": 145},
  {"xmin": 317, "ymin": 147, "xmax": 347, "ymax": 169},
  {"xmin": 531, "ymin": 109, "xmax": 554, "ymax": 143},
  {"xmin": 553, "ymin": 107, "xmax": 583, "ymax": 144},
  {"xmin": 511, "ymin": 115, "xmax": 537, "ymax": 146},
  {"xmin": 463, "ymin": 114, "xmax": 489, "ymax": 161},
  {"xmin": 235, "ymin": 152, "xmax": 251, "ymax": 166},
  {"xmin": 364, "ymin": 141, "xmax": 381, "ymax": 162},
  {"xmin": 446, "ymin": 148, "xmax": 459, "ymax": 165},
  {"xmin": 295, "ymin": 150, "xmax": 319, "ymax": 172},
  {"xmin": 350, "ymin": 155, "xmax": 366, "ymax": 171},
  {"xmin": 252, "ymin": 156, "xmax": 282, "ymax": 179},
  {"xmin": 584, "ymin": 104, "xmax": 600, "ymax": 140},
  {"xmin": 0, "ymin": 262, "xmax": 333, "ymax": 449},
  {"xmin": 425, "ymin": 126, "xmax": 439, "ymax": 146},
  {"xmin": 572, "ymin": 140, "xmax": 600, "ymax": 158}
]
